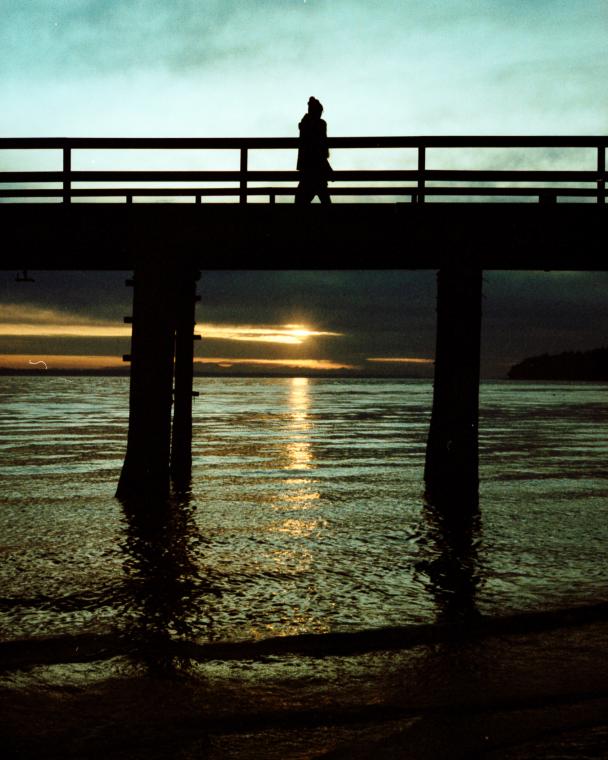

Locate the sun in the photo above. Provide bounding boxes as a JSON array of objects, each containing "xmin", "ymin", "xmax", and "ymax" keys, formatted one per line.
[{"xmin": 284, "ymin": 324, "xmax": 314, "ymax": 338}]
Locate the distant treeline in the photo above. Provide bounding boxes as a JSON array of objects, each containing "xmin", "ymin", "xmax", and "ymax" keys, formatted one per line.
[{"xmin": 508, "ymin": 347, "xmax": 608, "ymax": 381}]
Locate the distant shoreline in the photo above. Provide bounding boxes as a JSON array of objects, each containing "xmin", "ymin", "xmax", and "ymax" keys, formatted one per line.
[{"xmin": 508, "ymin": 347, "xmax": 608, "ymax": 382}]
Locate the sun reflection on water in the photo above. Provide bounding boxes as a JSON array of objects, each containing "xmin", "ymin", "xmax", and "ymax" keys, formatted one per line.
[
  {"xmin": 271, "ymin": 379, "xmax": 324, "ymax": 599},
  {"xmin": 277, "ymin": 379, "xmax": 320, "ymax": 524},
  {"xmin": 284, "ymin": 376, "xmax": 313, "ymax": 472}
]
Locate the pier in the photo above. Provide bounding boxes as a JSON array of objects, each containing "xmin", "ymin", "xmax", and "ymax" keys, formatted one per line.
[{"xmin": 1, "ymin": 135, "xmax": 606, "ymax": 504}]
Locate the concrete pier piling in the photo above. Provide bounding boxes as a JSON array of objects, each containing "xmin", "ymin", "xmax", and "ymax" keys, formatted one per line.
[{"xmin": 425, "ymin": 266, "xmax": 483, "ymax": 508}]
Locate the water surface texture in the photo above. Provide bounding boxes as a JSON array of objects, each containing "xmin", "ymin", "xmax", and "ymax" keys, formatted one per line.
[{"xmin": 1, "ymin": 377, "xmax": 607, "ymax": 645}]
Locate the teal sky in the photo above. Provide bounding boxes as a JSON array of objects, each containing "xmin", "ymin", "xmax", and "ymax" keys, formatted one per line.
[{"xmin": 2, "ymin": 0, "xmax": 607, "ymax": 137}]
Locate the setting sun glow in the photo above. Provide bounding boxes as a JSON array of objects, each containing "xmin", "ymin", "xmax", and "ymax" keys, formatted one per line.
[{"xmin": 0, "ymin": 306, "xmax": 340, "ymax": 347}]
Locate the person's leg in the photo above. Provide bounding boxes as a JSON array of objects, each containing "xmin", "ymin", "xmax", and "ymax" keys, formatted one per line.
[
  {"xmin": 318, "ymin": 181, "xmax": 332, "ymax": 204},
  {"xmin": 296, "ymin": 178, "xmax": 315, "ymax": 204}
]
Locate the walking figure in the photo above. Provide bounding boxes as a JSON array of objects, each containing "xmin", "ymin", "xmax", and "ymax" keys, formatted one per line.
[{"xmin": 295, "ymin": 97, "xmax": 332, "ymax": 204}]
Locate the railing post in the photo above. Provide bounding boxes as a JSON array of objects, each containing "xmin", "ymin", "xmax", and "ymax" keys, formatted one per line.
[
  {"xmin": 240, "ymin": 147, "xmax": 248, "ymax": 204},
  {"xmin": 539, "ymin": 190, "xmax": 557, "ymax": 205},
  {"xmin": 62, "ymin": 147, "xmax": 71, "ymax": 204},
  {"xmin": 417, "ymin": 145, "xmax": 426, "ymax": 204},
  {"xmin": 598, "ymin": 146, "xmax": 605, "ymax": 204}
]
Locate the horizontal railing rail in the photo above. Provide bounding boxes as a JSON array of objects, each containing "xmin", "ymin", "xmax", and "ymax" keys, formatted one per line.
[{"xmin": 1, "ymin": 136, "xmax": 606, "ymax": 204}]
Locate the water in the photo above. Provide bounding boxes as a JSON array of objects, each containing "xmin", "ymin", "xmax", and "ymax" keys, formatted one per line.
[{"xmin": 1, "ymin": 376, "xmax": 608, "ymax": 758}]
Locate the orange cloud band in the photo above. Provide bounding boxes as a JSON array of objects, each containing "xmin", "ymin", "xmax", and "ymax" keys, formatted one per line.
[
  {"xmin": 0, "ymin": 354, "xmax": 125, "ymax": 369},
  {"xmin": 366, "ymin": 357, "xmax": 433, "ymax": 364},
  {"xmin": 195, "ymin": 357, "xmax": 357, "ymax": 370},
  {"xmin": 0, "ymin": 354, "xmax": 357, "ymax": 371},
  {"xmin": 0, "ymin": 313, "xmax": 341, "ymax": 346}
]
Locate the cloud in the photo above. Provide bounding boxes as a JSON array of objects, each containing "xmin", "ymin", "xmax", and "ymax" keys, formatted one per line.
[
  {"xmin": 1, "ymin": 0, "xmax": 324, "ymax": 77},
  {"xmin": 201, "ymin": 323, "xmax": 342, "ymax": 345},
  {"xmin": 0, "ymin": 352, "xmax": 125, "ymax": 370},
  {"xmin": 0, "ymin": 272, "xmax": 129, "ymax": 321},
  {"xmin": 3, "ymin": 0, "xmax": 606, "ymax": 139},
  {"xmin": 1, "ymin": 270, "xmax": 607, "ymax": 378},
  {"xmin": 0, "ymin": 303, "xmax": 115, "ymax": 326},
  {"xmin": 195, "ymin": 356, "xmax": 356, "ymax": 371},
  {"xmin": 0, "ymin": 302, "xmax": 343, "ymax": 347},
  {"xmin": 367, "ymin": 357, "xmax": 433, "ymax": 365}
]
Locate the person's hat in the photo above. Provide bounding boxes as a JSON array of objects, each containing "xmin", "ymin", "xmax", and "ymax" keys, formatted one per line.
[{"xmin": 308, "ymin": 96, "xmax": 323, "ymax": 112}]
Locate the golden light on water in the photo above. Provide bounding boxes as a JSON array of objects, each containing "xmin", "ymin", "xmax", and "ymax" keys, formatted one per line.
[
  {"xmin": 285, "ymin": 377, "xmax": 313, "ymax": 471},
  {"xmin": 273, "ymin": 378, "xmax": 322, "ymax": 546}
]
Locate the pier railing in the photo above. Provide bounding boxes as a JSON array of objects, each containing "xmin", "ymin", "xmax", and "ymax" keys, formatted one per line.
[{"xmin": 0, "ymin": 136, "xmax": 606, "ymax": 204}]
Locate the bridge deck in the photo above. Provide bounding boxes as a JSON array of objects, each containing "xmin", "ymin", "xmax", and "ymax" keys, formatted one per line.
[{"xmin": 1, "ymin": 202, "xmax": 605, "ymax": 271}]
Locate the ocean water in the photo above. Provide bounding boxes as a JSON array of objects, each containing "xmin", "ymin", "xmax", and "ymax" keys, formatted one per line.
[
  {"xmin": 1, "ymin": 376, "xmax": 607, "ymax": 644},
  {"xmin": 1, "ymin": 376, "xmax": 608, "ymax": 759}
]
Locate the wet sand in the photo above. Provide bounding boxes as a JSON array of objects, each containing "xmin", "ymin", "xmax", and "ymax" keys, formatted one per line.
[{"xmin": 2, "ymin": 610, "xmax": 608, "ymax": 759}]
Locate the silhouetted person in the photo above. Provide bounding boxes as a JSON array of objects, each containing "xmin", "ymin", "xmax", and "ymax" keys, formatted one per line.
[{"xmin": 295, "ymin": 97, "xmax": 332, "ymax": 204}]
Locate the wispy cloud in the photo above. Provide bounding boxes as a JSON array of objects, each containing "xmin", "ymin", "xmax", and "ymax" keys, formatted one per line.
[
  {"xmin": 202, "ymin": 323, "xmax": 341, "ymax": 345},
  {"xmin": 195, "ymin": 357, "xmax": 357, "ymax": 371},
  {"xmin": 0, "ymin": 303, "xmax": 114, "ymax": 326},
  {"xmin": 367, "ymin": 357, "xmax": 433, "ymax": 365},
  {"xmin": 0, "ymin": 353, "xmax": 124, "ymax": 370},
  {"xmin": 0, "ymin": 305, "xmax": 342, "ymax": 346},
  {"xmin": 0, "ymin": 323, "xmax": 129, "ymax": 338}
]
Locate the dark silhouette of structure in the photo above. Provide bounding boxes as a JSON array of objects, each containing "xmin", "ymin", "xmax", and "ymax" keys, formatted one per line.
[
  {"xmin": 1, "ymin": 134, "xmax": 606, "ymax": 509},
  {"xmin": 424, "ymin": 266, "xmax": 482, "ymax": 507},
  {"xmin": 295, "ymin": 97, "xmax": 332, "ymax": 204},
  {"xmin": 117, "ymin": 260, "xmax": 200, "ymax": 499}
]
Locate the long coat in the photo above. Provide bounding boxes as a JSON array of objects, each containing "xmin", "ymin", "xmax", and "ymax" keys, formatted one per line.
[{"xmin": 297, "ymin": 114, "xmax": 332, "ymax": 177}]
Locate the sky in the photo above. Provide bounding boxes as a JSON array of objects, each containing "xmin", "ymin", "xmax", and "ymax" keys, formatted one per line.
[{"xmin": 1, "ymin": 0, "xmax": 607, "ymax": 376}]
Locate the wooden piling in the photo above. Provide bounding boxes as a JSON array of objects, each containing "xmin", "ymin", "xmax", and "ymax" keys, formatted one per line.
[
  {"xmin": 116, "ymin": 258, "xmax": 177, "ymax": 500},
  {"xmin": 170, "ymin": 270, "xmax": 199, "ymax": 484},
  {"xmin": 425, "ymin": 266, "xmax": 483, "ymax": 508}
]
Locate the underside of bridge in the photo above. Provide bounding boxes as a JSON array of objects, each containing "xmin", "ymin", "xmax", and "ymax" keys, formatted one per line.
[{"xmin": 1, "ymin": 202, "xmax": 606, "ymax": 270}]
